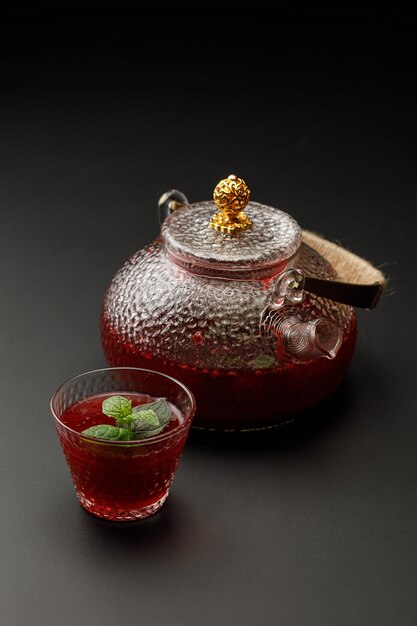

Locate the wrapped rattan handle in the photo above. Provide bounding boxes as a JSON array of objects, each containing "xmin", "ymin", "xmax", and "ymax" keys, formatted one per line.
[{"xmin": 302, "ymin": 231, "xmax": 386, "ymax": 309}]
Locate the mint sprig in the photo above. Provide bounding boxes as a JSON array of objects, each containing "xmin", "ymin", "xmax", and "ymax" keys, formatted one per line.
[{"xmin": 81, "ymin": 395, "xmax": 172, "ymax": 441}]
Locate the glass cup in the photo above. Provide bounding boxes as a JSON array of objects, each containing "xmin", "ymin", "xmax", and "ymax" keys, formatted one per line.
[{"xmin": 50, "ymin": 367, "xmax": 196, "ymax": 521}]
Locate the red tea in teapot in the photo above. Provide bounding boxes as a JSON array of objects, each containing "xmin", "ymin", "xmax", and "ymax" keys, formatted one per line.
[{"xmin": 101, "ymin": 175, "xmax": 382, "ymax": 431}]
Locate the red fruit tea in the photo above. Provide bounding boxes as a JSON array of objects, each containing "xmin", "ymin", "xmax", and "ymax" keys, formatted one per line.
[
  {"xmin": 56, "ymin": 392, "xmax": 189, "ymax": 521},
  {"xmin": 101, "ymin": 318, "xmax": 357, "ymax": 431}
]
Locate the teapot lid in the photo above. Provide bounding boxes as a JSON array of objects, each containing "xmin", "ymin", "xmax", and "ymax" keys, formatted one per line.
[{"xmin": 162, "ymin": 175, "xmax": 301, "ymax": 277}]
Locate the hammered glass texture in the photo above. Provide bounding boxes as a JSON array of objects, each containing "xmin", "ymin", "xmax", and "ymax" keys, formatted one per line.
[
  {"xmin": 55, "ymin": 420, "xmax": 186, "ymax": 521},
  {"xmin": 162, "ymin": 201, "xmax": 302, "ymax": 268},
  {"xmin": 102, "ymin": 240, "xmax": 354, "ymax": 372}
]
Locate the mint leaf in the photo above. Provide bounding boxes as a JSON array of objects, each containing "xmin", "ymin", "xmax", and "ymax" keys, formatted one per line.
[
  {"xmin": 132, "ymin": 421, "xmax": 165, "ymax": 438},
  {"xmin": 134, "ymin": 409, "xmax": 159, "ymax": 426},
  {"xmin": 132, "ymin": 399, "xmax": 172, "ymax": 438},
  {"xmin": 132, "ymin": 398, "xmax": 171, "ymax": 422},
  {"xmin": 102, "ymin": 396, "xmax": 132, "ymax": 421},
  {"xmin": 82, "ymin": 425, "xmax": 133, "ymax": 441}
]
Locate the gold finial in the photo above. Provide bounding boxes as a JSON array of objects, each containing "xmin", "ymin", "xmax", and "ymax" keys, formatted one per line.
[{"xmin": 209, "ymin": 174, "xmax": 252, "ymax": 233}]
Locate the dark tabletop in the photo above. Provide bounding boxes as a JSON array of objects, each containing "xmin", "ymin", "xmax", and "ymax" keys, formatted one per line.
[{"xmin": 1, "ymin": 5, "xmax": 416, "ymax": 626}]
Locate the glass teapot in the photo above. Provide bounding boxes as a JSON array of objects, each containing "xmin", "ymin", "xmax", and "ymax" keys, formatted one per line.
[{"xmin": 101, "ymin": 175, "xmax": 385, "ymax": 431}]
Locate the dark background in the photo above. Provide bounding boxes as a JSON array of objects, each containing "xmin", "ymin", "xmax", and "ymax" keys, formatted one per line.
[{"xmin": 0, "ymin": 4, "xmax": 416, "ymax": 625}]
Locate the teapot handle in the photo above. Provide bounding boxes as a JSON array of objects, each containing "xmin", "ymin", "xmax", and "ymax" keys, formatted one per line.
[
  {"xmin": 302, "ymin": 230, "xmax": 386, "ymax": 309},
  {"xmin": 158, "ymin": 189, "xmax": 188, "ymax": 225},
  {"xmin": 304, "ymin": 275, "xmax": 383, "ymax": 309}
]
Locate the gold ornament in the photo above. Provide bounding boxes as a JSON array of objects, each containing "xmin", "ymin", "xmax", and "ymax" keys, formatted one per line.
[{"xmin": 209, "ymin": 174, "xmax": 252, "ymax": 233}]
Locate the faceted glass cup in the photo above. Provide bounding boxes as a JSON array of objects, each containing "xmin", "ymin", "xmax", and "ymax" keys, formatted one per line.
[{"xmin": 50, "ymin": 367, "xmax": 196, "ymax": 521}]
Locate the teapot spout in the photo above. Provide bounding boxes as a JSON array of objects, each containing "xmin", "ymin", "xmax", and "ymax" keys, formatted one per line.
[{"xmin": 276, "ymin": 315, "xmax": 343, "ymax": 361}]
